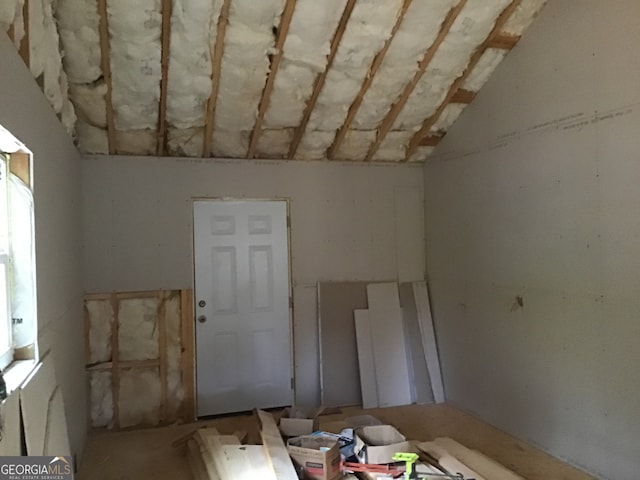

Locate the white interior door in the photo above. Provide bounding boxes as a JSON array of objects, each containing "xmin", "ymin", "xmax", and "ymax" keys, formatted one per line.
[{"xmin": 193, "ymin": 200, "xmax": 292, "ymax": 416}]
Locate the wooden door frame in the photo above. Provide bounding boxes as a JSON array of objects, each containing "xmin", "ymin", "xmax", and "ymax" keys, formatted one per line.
[{"xmin": 189, "ymin": 197, "xmax": 294, "ymax": 417}]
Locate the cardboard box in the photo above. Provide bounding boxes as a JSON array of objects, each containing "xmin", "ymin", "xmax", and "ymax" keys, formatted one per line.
[
  {"xmin": 354, "ymin": 425, "xmax": 410, "ymax": 464},
  {"xmin": 279, "ymin": 406, "xmax": 324, "ymax": 437},
  {"xmin": 287, "ymin": 436, "xmax": 342, "ymax": 480}
]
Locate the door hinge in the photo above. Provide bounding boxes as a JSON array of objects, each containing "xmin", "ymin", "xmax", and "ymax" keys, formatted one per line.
[
  {"xmin": 291, "ymin": 377, "xmax": 295, "ymax": 390},
  {"xmin": 286, "ymin": 215, "xmax": 291, "ymax": 228},
  {"xmin": 289, "ymin": 296, "xmax": 293, "ymax": 308}
]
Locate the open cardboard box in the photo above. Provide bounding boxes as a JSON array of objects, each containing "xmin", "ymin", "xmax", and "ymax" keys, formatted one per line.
[
  {"xmin": 279, "ymin": 406, "xmax": 324, "ymax": 437},
  {"xmin": 354, "ymin": 425, "xmax": 411, "ymax": 464},
  {"xmin": 287, "ymin": 435, "xmax": 342, "ymax": 480}
]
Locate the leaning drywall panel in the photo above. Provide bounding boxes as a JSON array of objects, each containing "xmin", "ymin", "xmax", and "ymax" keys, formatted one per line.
[
  {"xmin": 43, "ymin": 387, "xmax": 71, "ymax": 456},
  {"xmin": 118, "ymin": 367, "xmax": 162, "ymax": 428},
  {"xmin": 85, "ymin": 299, "xmax": 112, "ymax": 364},
  {"xmin": 118, "ymin": 297, "xmax": 160, "ymax": 362},
  {"xmin": 0, "ymin": 390, "xmax": 22, "ymax": 455}
]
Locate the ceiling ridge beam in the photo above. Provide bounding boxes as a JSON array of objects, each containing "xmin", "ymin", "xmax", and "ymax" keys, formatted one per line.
[
  {"xmin": 327, "ymin": 0, "xmax": 414, "ymax": 161},
  {"xmin": 97, "ymin": 0, "xmax": 116, "ymax": 155},
  {"xmin": 363, "ymin": 0, "xmax": 468, "ymax": 162},
  {"xmin": 487, "ymin": 32, "xmax": 521, "ymax": 50},
  {"xmin": 156, "ymin": 0, "xmax": 172, "ymax": 156},
  {"xmin": 405, "ymin": 0, "xmax": 523, "ymax": 161},
  {"xmin": 287, "ymin": 0, "xmax": 358, "ymax": 160},
  {"xmin": 246, "ymin": 0, "xmax": 298, "ymax": 159},
  {"xmin": 202, "ymin": 0, "xmax": 232, "ymax": 158}
]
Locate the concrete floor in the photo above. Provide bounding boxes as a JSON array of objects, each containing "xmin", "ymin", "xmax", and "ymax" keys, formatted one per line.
[{"xmin": 78, "ymin": 403, "xmax": 596, "ymax": 480}]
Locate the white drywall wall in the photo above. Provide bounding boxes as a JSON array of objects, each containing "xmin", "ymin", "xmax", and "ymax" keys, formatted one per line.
[
  {"xmin": 424, "ymin": 1, "xmax": 640, "ymax": 478},
  {"xmin": 0, "ymin": 34, "xmax": 85, "ymax": 458},
  {"xmin": 82, "ymin": 156, "xmax": 424, "ymax": 404}
]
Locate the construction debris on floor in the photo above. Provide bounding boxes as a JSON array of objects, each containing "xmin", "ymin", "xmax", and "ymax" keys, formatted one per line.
[{"xmin": 179, "ymin": 408, "xmax": 523, "ymax": 480}]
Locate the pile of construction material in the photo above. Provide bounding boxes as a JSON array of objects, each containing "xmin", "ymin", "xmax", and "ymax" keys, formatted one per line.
[{"xmin": 179, "ymin": 409, "xmax": 523, "ymax": 480}]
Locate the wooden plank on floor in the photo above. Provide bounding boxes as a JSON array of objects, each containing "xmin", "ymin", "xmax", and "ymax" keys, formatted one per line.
[
  {"xmin": 412, "ymin": 281, "xmax": 445, "ymax": 403},
  {"xmin": 222, "ymin": 445, "xmax": 277, "ymax": 480},
  {"xmin": 434, "ymin": 437, "xmax": 525, "ymax": 480},
  {"xmin": 193, "ymin": 431, "xmax": 222, "ymax": 480},
  {"xmin": 354, "ymin": 309, "xmax": 378, "ymax": 409},
  {"xmin": 255, "ymin": 409, "xmax": 298, "ymax": 480},
  {"xmin": 20, "ymin": 355, "xmax": 57, "ymax": 456},
  {"xmin": 418, "ymin": 441, "xmax": 487, "ymax": 480},
  {"xmin": 398, "ymin": 283, "xmax": 433, "ymax": 404},
  {"xmin": 187, "ymin": 438, "xmax": 210, "ymax": 480},
  {"xmin": 318, "ymin": 282, "xmax": 369, "ymax": 407}
]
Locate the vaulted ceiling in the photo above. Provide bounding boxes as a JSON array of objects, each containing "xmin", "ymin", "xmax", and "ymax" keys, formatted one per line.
[{"xmin": 1, "ymin": 0, "xmax": 546, "ymax": 162}]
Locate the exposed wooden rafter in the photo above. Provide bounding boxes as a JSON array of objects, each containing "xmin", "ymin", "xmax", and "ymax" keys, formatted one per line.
[
  {"xmin": 287, "ymin": 0, "xmax": 358, "ymax": 159},
  {"xmin": 202, "ymin": 0, "xmax": 232, "ymax": 157},
  {"xmin": 405, "ymin": 0, "xmax": 522, "ymax": 160},
  {"xmin": 363, "ymin": 0, "xmax": 468, "ymax": 162},
  {"xmin": 487, "ymin": 32, "xmax": 521, "ymax": 50},
  {"xmin": 97, "ymin": 0, "xmax": 116, "ymax": 155},
  {"xmin": 327, "ymin": 0, "xmax": 413, "ymax": 160},
  {"xmin": 246, "ymin": 0, "xmax": 298, "ymax": 159},
  {"xmin": 156, "ymin": 0, "xmax": 172, "ymax": 156},
  {"xmin": 450, "ymin": 88, "xmax": 476, "ymax": 104}
]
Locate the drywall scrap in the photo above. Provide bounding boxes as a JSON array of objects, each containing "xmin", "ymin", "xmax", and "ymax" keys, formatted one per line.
[{"xmin": 84, "ymin": 290, "xmax": 192, "ymax": 429}]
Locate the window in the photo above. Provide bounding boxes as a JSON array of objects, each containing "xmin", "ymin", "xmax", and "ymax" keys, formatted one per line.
[{"xmin": 0, "ymin": 125, "xmax": 37, "ymax": 372}]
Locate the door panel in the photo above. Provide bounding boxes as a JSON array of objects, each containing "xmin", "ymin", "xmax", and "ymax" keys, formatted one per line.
[{"xmin": 193, "ymin": 200, "xmax": 292, "ymax": 416}]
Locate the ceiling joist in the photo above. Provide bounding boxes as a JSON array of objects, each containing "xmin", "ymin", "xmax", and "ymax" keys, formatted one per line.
[
  {"xmin": 287, "ymin": 0, "xmax": 358, "ymax": 160},
  {"xmin": 363, "ymin": 0, "xmax": 468, "ymax": 162},
  {"xmin": 97, "ymin": 0, "xmax": 116, "ymax": 155},
  {"xmin": 247, "ymin": 0, "xmax": 298, "ymax": 159},
  {"xmin": 327, "ymin": 0, "xmax": 414, "ymax": 160},
  {"xmin": 202, "ymin": 0, "xmax": 232, "ymax": 157},
  {"xmin": 419, "ymin": 134, "xmax": 444, "ymax": 147},
  {"xmin": 18, "ymin": 0, "xmax": 30, "ymax": 68},
  {"xmin": 405, "ymin": 0, "xmax": 523, "ymax": 160},
  {"xmin": 156, "ymin": 0, "xmax": 172, "ymax": 156}
]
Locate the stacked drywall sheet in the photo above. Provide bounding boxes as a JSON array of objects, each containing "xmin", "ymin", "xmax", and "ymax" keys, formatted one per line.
[
  {"xmin": 318, "ymin": 282, "xmax": 369, "ymax": 408},
  {"xmin": 84, "ymin": 289, "xmax": 190, "ymax": 429},
  {"xmin": 354, "ymin": 281, "xmax": 444, "ymax": 408}
]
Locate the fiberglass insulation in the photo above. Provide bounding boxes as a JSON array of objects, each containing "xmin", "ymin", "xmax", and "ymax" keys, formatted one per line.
[
  {"xmin": 0, "ymin": 0, "xmax": 25, "ymax": 47},
  {"xmin": 211, "ymin": 0, "xmax": 286, "ymax": 156},
  {"xmin": 298, "ymin": 0, "xmax": 403, "ymax": 159}
]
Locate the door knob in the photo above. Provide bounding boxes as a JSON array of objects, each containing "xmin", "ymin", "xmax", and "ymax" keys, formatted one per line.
[
  {"xmin": 197, "ymin": 315, "xmax": 207, "ymax": 323},
  {"xmin": 198, "ymin": 300, "xmax": 206, "ymax": 308}
]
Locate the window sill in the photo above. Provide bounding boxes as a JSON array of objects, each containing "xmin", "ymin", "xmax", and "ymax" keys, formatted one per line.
[{"xmin": 3, "ymin": 359, "xmax": 37, "ymax": 394}]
